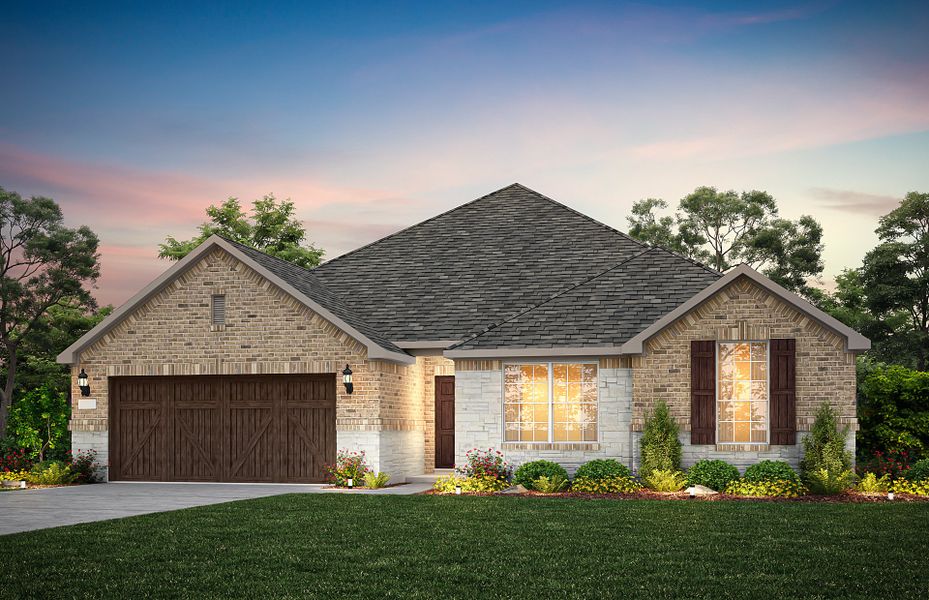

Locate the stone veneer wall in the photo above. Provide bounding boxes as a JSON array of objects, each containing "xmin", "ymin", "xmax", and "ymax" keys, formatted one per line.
[
  {"xmin": 630, "ymin": 276, "xmax": 858, "ymax": 470},
  {"xmin": 69, "ymin": 247, "xmax": 429, "ymax": 481},
  {"xmin": 454, "ymin": 358, "xmax": 634, "ymax": 473}
]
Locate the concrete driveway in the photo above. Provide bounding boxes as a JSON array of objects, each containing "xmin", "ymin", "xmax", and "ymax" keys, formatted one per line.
[{"xmin": 0, "ymin": 481, "xmax": 431, "ymax": 536}]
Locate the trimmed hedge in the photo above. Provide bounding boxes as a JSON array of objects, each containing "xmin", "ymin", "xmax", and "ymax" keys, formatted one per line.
[
  {"xmin": 686, "ymin": 459, "xmax": 740, "ymax": 491},
  {"xmin": 574, "ymin": 459, "xmax": 630, "ymax": 481},
  {"xmin": 513, "ymin": 460, "xmax": 569, "ymax": 490},
  {"xmin": 743, "ymin": 460, "xmax": 800, "ymax": 484}
]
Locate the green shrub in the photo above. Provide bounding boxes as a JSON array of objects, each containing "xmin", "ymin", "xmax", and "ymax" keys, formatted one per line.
[
  {"xmin": 433, "ymin": 474, "xmax": 509, "ymax": 494},
  {"xmin": 574, "ymin": 459, "xmax": 630, "ymax": 481},
  {"xmin": 26, "ymin": 461, "xmax": 77, "ymax": 485},
  {"xmin": 513, "ymin": 460, "xmax": 568, "ymax": 489},
  {"xmin": 643, "ymin": 469, "xmax": 687, "ymax": 492},
  {"xmin": 532, "ymin": 475, "xmax": 569, "ymax": 493},
  {"xmin": 363, "ymin": 472, "xmax": 391, "ymax": 489},
  {"xmin": 801, "ymin": 403, "xmax": 852, "ymax": 494},
  {"xmin": 904, "ymin": 458, "xmax": 929, "ymax": 482},
  {"xmin": 639, "ymin": 401, "xmax": 681, "ymax": 478},
  {"xmin": 686, "ymin": 459, "xmax": 741, "ymax": 491},
  {"xmin": 891, "ymin": 479, "xmax": 929, "ymax": 496},
  {"xmin": 743, "ymin": 460, "xmax": 800, "ymax": 485},
  {"xmin": 68, "ymin": 449, "xmax": 100, "ymax": 484},
  {"xmin": 857, "ymin": 472, "xmax": 891, "ymax": 494},
  {"xmin": 571, "ymin": 475, "xmax": 641, "ymax": 494},
  {"xmin": 724, "ymin": 479, "xmax": 806, "ymax": 498},
  {"xmin": 858, "ymin": 363, "xmax": 929, "ymax": 462}
]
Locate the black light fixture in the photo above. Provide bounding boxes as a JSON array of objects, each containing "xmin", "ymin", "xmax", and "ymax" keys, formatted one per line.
[
  {"xmin": 77, "ymin": 369, "xmax": 91, "ymax": 397},
  {"xmin": 342, "ymin": 364, "xmax": 353, "ymax": 395}
]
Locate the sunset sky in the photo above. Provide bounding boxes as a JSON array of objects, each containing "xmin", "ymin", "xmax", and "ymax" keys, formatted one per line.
[{"xmin": 2, "ymin": 1, "xmax": 928, "ymax": 306}]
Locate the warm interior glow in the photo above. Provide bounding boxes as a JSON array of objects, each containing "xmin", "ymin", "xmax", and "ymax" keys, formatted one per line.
[
  {"xmin": 504, "ymin": 363, "xmax": 597, "ymax": 442},
  {"xmin": 717, "ymin": 342, "xmax": 768, "ymax": 443}
]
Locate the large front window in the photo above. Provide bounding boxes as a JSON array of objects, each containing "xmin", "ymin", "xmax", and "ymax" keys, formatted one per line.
[
  {"xmin": 504, "ymin": 363, "xmax": 598, "ymax": 442},
  {"xmin": 717, "ymin": 342, "xmax": 768, "ymax": 444}
]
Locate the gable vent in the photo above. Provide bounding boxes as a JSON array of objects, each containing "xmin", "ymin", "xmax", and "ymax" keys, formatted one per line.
[{"xmin": 211, "ymin": 294, "xmax": 226, "ymax": 325}]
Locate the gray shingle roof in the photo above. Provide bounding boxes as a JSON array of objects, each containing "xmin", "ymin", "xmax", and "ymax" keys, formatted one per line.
[
  {"xmin": 223, "ymin": 238, "xmax": 406, "ymax": 355},
  {"xmin": 312, "ymin": 184, "xmax": 652, "ymax": 341},
  {"xmin": 448, "ymin": 246, "xmax": 722, "ymax": 351}
]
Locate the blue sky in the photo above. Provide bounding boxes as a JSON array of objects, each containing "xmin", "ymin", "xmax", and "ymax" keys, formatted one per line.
[{"xmin": 2, "ymin": 1, "xmax": 928, "ymax": 304}]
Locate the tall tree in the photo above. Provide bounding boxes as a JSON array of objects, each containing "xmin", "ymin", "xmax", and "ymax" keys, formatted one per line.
[
  {"xmin": 859, "ymin": 191, "xmax": 929, "ymax": 370},
  {"xmin": 159, "ymin": 195, "xmax": 324, "ymax": 268},
  {"xmin": 0, "ymin": 188, "xmax": 100, "ymax": 436},
  {"xmin": 626, "ymin": 186, "xmax": 825, "ymax": 295}
]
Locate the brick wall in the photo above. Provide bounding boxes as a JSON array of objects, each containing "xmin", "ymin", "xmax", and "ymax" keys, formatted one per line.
[
  {"xmin": 630, "ymin": 276, "xmax": 858, "ymax": 468},
  {"xmin": 69, "ymin": 247, "xmax": 434, "ymax": 480}
]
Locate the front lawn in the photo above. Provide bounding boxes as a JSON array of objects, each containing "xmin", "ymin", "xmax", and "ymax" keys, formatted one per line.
[{"xmin": 2, "ymin": 495, "xmax": 927, "ymax": 599}]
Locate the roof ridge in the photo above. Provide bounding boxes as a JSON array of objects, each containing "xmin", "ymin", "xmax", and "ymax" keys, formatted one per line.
[
  {"xmin": 314, "ymin": 183, "xmax": 529, "ymax": 270},
  {"xmin": 507, "ymin": 183, "xmax": 649, "ymax": 251},
  {"xmin": 646, "ymin": 243, "xmax": 723, "ymax": 277},
  {"xmin": 449, "ymin": 246, "xmax": 657, "ymax": 349},
  {"xmin": 214, "ymin": 236, "xmax": 406, "ymax": 355}
]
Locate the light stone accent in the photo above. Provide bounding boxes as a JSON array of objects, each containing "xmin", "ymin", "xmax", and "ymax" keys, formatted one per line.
[
  {"xmin": 71, "ymin": 430, "xmax": 109, "ymax": 481},
  {"xmin": 454, "ymin": 365, "xmax": 634, "ymax": 474},
  {"xmin": 337, "ymin": 429, "xmax": 425, "ymax": 483}
]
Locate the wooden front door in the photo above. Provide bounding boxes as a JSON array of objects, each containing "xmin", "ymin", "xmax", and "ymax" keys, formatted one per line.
[
  {"xmin": 435, "ymin": 375, "xmax": 455, "ymax": 469},
  {"xmin": 110, "ymin": 374, "xmax": 336, "ymax": 483}
]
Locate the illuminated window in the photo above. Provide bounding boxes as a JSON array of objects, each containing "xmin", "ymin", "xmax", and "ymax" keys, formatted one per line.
[
  {"xmin": 717, "ymin": 342, "xmax": 768, "ymax": 444},
  {"xmin": 504, "ymin": 363, "xmax": 598, "ymax": 442}
]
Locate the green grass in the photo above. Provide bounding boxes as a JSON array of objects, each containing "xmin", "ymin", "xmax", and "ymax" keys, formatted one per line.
[{"xmin": 2, "ymin": 495, "xmax": 928, "ymax": 599}]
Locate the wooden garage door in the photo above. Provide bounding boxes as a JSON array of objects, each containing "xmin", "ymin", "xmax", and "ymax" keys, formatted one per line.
[{"xmin": 109, "ymin": 374, "xmax": 336, "ymax": 483}]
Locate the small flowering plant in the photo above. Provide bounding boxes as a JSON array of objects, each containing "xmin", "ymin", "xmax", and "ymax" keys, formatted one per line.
[
  {"xmin": 0, "ymin": 447, "xmax": 34, "ymax": 473},
  {"xmin": 325, "ymin": 449, "xmax": 371, "ymax": 487},
  {"xmin": 455, "ymin": 448, "xmax": 512, "ymax": 483},
  {"xmin": 859, "ymin": 450, "xmax": 911, "ymax": 480}
]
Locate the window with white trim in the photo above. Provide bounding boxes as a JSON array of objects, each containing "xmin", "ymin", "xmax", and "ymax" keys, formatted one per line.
[
  {"xmin": 717, "ymin": 341, "xmax": 768, "ymax": 444},
  {"xmin": 504, "ymin": 363, "xmax": 598, "ymax": 442}
]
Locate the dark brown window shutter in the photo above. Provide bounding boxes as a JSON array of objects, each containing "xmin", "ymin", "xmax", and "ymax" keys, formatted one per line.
[
  {"xmin": 770, "ymin": 339, "xmax": 797, "ymax": 445},
  {"xmin": 690, "ymin": 340, "xmax": 716, "ymax": 445}
]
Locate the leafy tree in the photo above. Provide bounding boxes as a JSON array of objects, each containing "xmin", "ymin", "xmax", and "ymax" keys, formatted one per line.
[
  {"xmin": 858, "ymin": 363, "xmax": 929, "ymax": 461},
  {"xmin": 159, "ymin": 195, "xmax": 324, "ymax": 268},
  {"xmin": 858, "ymin": 192, "xmax": 929, "ymax": 370},
  {"xmin": 7, "ymin": 385, "xmax": 69, "ymax": 461},
  {"xmin": 626, "ymin": 186, "xmax": 824, "ymax": 296},
  {"xmin": 8, "ymin": 303, "xmax": 112, "ymax": 397},
  {"xmin": 0, "ymin": 188, "xmax": 100, "ymax": 436}
]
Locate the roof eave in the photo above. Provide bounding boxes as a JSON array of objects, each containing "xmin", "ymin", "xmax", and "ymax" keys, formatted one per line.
[
  {"xmin": 444, "ymin": 346, "xmax": 625, "ymax": 359},
  {"xmin": 58, "ymin": 236, "xmax": 414, "ymax": 366},
  {"xmin": 619, "ymin": 264, "xmax": 871, "ymax": 355}
]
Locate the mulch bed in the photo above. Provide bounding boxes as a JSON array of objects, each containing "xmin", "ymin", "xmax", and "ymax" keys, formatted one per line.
[{"xmin": 425, "ymin": 489, "xmax": 929, "ymax": 502}]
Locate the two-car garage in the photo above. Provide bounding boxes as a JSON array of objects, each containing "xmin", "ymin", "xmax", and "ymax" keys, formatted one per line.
[{"xmin": 108, "ymin": 374, "xmax": 336, "ymax": 483}]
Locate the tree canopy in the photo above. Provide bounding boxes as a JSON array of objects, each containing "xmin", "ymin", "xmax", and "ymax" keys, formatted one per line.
[
  {"xmin": 0, "ymin": 187, "xmax": 100, "ymax": 436},
  {"xmin": 626, "ymin": 186, "xmax": 824, "ymax": 296},
  {"xmin": 159, "ymin": 195, "xmax": 324, "ymax": 269}
]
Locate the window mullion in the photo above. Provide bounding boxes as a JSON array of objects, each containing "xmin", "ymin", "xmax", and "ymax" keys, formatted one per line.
[{"xmin": 548, "ymin": 362, "xmax": 554, "ymax": 443}]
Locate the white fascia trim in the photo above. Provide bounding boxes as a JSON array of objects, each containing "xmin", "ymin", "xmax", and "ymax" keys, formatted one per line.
[
  {"xmin": 58, "ymin": 236, "xmax": 414, "ymax": 365},
  {"xmin": 444, "ymin": 346, "xmax": 624, "ymax": 359},
  {"xmin": 619, "ymin": 264, "xmax": 871, "ymax": 355}
]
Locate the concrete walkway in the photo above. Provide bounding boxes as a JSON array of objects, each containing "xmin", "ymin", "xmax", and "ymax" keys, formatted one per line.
[{"xmin": 0, "ymin": 481, "xmax": 431, "ymax": 536}]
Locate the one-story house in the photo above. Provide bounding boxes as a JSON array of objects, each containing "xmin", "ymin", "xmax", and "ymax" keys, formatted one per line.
[{"xmin": 59, "ymin": 184, "xmax": 869, "ymax": 483}]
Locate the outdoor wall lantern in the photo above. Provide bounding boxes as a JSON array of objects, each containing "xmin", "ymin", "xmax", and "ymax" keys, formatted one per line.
[
  {"xmin": 342, "ymin": 364, "xmax": 354, "ymax": 395},
  {"xmin": 78, "ymin": 369, "xmax": 91, "ymax": 397}
]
